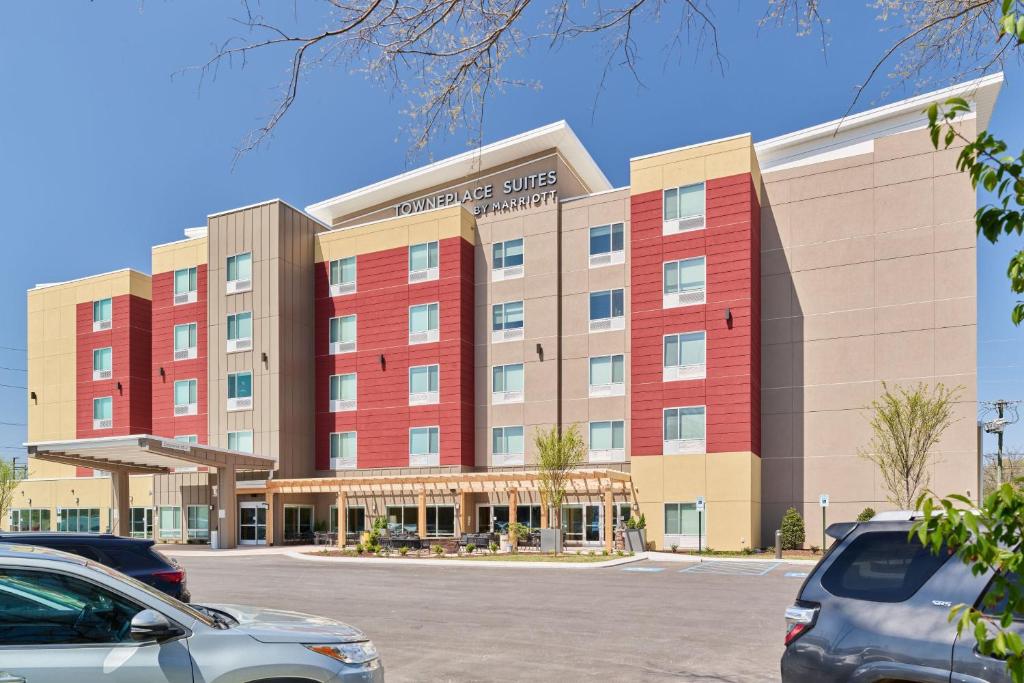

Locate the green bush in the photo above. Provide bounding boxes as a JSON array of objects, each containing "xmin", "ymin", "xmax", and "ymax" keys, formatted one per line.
[
  {"xmin": 626, "ymin": 513, "xmax": 647, "ymax": 530},
  {"xmin": 780, "ymin": 507, "xmax": 806, "ymax": 550},
  {"xmin": 432, "ymin": 544, "xmax": 445, "ymax": 556},
  {"xmin": 355, "ymin": 543, "xmax": 365, "ymax": 555},
  {"xmin": 488, "ymin": 541, "xmax": 499, "ymax": 554},
  {"xmin": 465, "ymin": 543, "xmax": 476, "ymax": 554},
  {"xmin": 670, "ymin": 544, "xmax": 679, "ymax": 553},
  {"xmin": 856, "ymin": 507, "xmax": 877, "ymax": 522},
  {"xmin": 399, "ymin": 546, "xmax": 409, "ymax": 556},
  {"xmin": 810, "ymin": 544, "xmax": 821, "ymax": 554}
]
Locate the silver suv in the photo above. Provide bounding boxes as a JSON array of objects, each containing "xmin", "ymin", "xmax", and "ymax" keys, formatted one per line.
[{"xmin": 0, "ymin": 542, "xmax": 383, "ymax": 682}]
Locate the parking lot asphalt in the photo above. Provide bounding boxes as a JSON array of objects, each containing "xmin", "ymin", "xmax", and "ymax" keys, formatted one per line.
[{"xmin": 170, "ymin": 552, "xmax": 805, "ymax": 682}]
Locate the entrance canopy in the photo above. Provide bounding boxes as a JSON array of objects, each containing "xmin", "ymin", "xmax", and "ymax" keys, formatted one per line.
[{"xmin": 26, "ymin": 435, "xmax": 276, "ymax": 474}]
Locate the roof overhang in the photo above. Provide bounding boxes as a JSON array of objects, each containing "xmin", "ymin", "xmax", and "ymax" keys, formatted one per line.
[
  {"xmin": 305, "ymin": 121, "xmax": 612, "ymax": 224},
  {"xmin": 25, "ymin": 435, "xmax": 277, "ymax": 474}
]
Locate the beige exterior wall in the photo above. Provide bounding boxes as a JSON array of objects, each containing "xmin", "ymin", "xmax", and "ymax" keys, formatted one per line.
[
  {"xmin": 152, "ymin": 236, "xmax": 209, "ymax": 272},
  {"xmin": 759, "ymin": 122, "xmax": 979, "ymax": 545},
  {"xmin": 631, "ymin": 133, "xmax": 762, "ymax": 202},
  {"xmin": 315, "ymin": 205, "xmax": 476, "ymax": 263}
]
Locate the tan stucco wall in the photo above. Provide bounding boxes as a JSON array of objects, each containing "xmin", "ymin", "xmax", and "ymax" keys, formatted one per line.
[
  {"xmin": 152, "ymin": 236, "xmax": 209, "ymax": 274},
  {"xmin": 315, "ymin": 205, "xmax": 475, "ymax": 263},
  {"xmin": 630, "ymin": 133, "xmax": 762, "ymax": 201},
  {"xmin": 2, "ymin": 469, "xmax": 153, "ymax": 532}
]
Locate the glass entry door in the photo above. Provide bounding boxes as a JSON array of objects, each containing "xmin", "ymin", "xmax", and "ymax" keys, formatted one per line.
[
  {"xmin": 562, "ymin": 505, "xmax": 584, "ymax": 542},
  {"xmin": 562, "ymin": 505, "xmax": 603, "ymax": 544},
  {"xmin": 239, "ymin": 501, "xmax": 267, "ymax": 545}
]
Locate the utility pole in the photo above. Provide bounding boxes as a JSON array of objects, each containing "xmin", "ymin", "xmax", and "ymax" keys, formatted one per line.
[
  {"xmin": 997, "ymin": 400, "xmax": 1006, "ymax": 487},
  {"xmin": 982, "ymin": 400, "xmax": 1021, "ymax": 492}
]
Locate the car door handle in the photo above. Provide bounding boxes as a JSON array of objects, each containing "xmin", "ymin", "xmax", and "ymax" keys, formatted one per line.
[{"xmin": 0, "ymin": 672, "xmax": 25, "ymax": 683}]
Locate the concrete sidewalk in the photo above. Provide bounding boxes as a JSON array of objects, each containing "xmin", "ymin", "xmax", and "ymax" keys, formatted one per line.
[{"xmin": 290, "ymin": 550, "xmax": 645, "ymax": 569}]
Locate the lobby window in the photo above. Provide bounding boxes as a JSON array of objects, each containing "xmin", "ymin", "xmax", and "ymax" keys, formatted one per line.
[
  {"xmin": 173, "ymin": 267, "xmax": 198, "ymax": 305},
  {"xmin": 330, "ymin": 431, "xmax": 357, "ymax": 469},
  {"xmin": 226, "ymin": 312, "xmax": 253, "ymax": 353},
  {"xmin": 158, "ymin": 506, "xmax": 182, "ymax": 540},
  {"xmin": 492, "ymin": 363, "xmax": 524, "ymax": 404},
  {"xmin": 664, "ymin": 331, "xmax": 706, "ymax": 381},
  {"xmin": 92, "ymin": 347, "xmax": 112, "ymax": 381},
  {"xmin": 409, "ymin": 364, "xmax": 439, "ymax": 406},
  {"xmin": 284, "ymin": 505, "xmax": 314, "ymax": 540},
  {"xmin": 517, "ymin": 505, "xmax": 543, "ymax": 529},
  {"xmin": 386, "ymin": 506, "xmax": 419, "ymax": 534},
  {"xmin": 329, "ymin": 373, "xmax": 357, "ymax": 412},
  {"xmin": 492, "ymin": 238, "xmax": 524, "ymax": 281},
  {"xmin": 329, "ymin": 314, "xmax": 357, "ymax": 354},
  {"xmin": 589, "ymin": 420, "xmax": 625, "ymax": 463},
  {"xmin": 130, "ymin": 507, "xmax": 152, "ymax": 538},
  {"xmin": 93, "ymin": 396, "xmax": 113, "ymax": 430},
  {"xmin": 409, "ymin": 240, "xmax": 439, "ymax": 283},
  {"xmin": 174, "ymin": 435, "xmax": 198, "ymax": 444},
  {"xmin": 426, "ymin": 505, "xmax": 456, "ymax": 537},
  {"xmin": 663, "ymin": 256, "xmax": 706, "ymax": 308},
  {"xmin": 329, "ymin": 505, "xmax": 367, "ymax": 535},
  {"xmin": 174, "ymin": 322, "xmax": 198, "ymax": 360},
  {"xmin": 492, "ymin": 300, "xmax": 524, "ymax": 343},
  {"xmin": 663, "ymin": 182, "xmax": 706, "ymax": 235},
  {"xmin": 226, "ymin": 252, "xmax": 252, "ymax": 294},
  {"xmin": 187, "ymin": 505, "xmax": 210, "ymax": 541},
  {"xmin": 409, "ymin": 426, "xmax": 440, "ymax": 467},
  {"xmin": 589, "ymin": 223, "xmax": 625, "ymax": 268},
  {"xmin": 227, "ymin": 371, "xmax": 253, "ymax": 411},
  {"xmin": 409, "ymin": 302, "xmax": 440, "ymax": 345},
  {"xmin": 92, "ymin": 297, "xmax": 112, "ymax": 331},
  {"xmin": 173, "ymin": 379, "xmax": 198, "ymax": 416},
  {"xmin": 329, "ymin": 256, "xmax": 357, "ymax": 296},
  {"xmin": 9, "ymin": 508, "xmax": 50, "ymax": 532},
  {"xmin": 665, "ymin": 502, "xmax": 706, "ymax": 541},
  {"xmin": 589, "ymin": 289, "xmax": 625, "ymax": 332},
  {"xmin": 492, "ymin": 425, "xmax": 525, "ymax": 466},
  {"xmin": 58, "ymin": 508, "xmax": 101, "ymax": 533},
  {"xmin": 663, "ymin": 406, "xmax": 706, "ymax": 454},
  {"xmin": 228, "ymin": 430, "xmax": 254, "ymax": 453},
  {"xmin": 589, "ymin": 354, "xmax": 625, "ymax": 397}
]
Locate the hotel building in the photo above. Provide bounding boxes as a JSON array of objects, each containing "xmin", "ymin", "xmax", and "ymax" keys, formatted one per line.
[{"xmin": 6, "ymin": 75, "xmax": 998, "ymax": 550}]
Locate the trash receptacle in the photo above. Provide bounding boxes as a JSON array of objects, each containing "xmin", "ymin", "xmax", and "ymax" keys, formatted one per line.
[{"xmin": 210, "ymin": 530, "xmax": 219, "ymax": 550}]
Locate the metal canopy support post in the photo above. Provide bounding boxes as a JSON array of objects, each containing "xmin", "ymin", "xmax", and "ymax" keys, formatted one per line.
[
  {"xmin": 215, "ymin": 466, "xmax": 237, "ymax": 549},
  {"xmin": 111, "ymin": 470, "xmax": 131, "ymax": 537},
  {"xmin": 604, "ymin": 486, "xmax": 614, "ymax": 554},
  {"xmin": 417, "ymin": 490, "xmax": 427, "ymax": 540},
  {"xmin": 508, "ymin": 488, "xmax": 518, "ymax": 548},
  {"xmin": 337, "ymin": 491, "xmax": 347, "ymax": 549},
  {"xmin": 265, "ymin": 491, "xmax": 276, "ymax": 547}
]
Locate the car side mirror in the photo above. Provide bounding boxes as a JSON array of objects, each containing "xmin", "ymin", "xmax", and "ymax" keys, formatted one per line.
[{"xmin": 130, "ymin": 609, "xmax": 182, "ymax": 642}]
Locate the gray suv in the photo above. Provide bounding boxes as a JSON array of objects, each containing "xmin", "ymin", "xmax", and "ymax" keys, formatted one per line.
[
  {"xmin": 0, "ymin": 542, "xmax": 383, "ymax": 682},
  {"xmin": 781, "ymin": 511, "xmax": 1019, "ymax": 683}
]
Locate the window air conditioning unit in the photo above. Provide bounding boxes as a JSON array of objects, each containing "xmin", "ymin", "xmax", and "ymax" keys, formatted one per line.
[
  {"xmin": 226, "ymin": 279, "xmax": 252, "ymax": 294},
  {"xmin": 226, "ymin": 337, "xmax": 253, "ymax": 353},
  {"xmin": 330, "ymin": 281, "xmax": 356, "ymax": 297},
  {"xmin": 663, "ymin": 215, "xmax": 706, "ymax": 235}
]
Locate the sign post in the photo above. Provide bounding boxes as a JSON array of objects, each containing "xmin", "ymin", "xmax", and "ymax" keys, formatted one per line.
[
  {"xmin": 819, "ymin": 494, "xmax": 830, "ymax": 550},
  {"xmin": 696, "ymin": 497, "xmax": 706, "ymax": 555}
]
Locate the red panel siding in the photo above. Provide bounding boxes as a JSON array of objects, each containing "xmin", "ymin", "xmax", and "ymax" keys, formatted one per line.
[
  {"xmin": 314, "ymin": 237, "xmax": 475, "ymax": 470},
  {"xmin": 150, "ymin": 265, "xmax": 209, "ymax": 443},
  {"xmin": 630, "ymin": 173, "xmax": 761, "ymax": 456}
]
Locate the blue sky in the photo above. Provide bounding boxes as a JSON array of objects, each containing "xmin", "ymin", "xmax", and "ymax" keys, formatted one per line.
[{"xmin": 0, "ymin": 2, "xmax": 1020, "ymax": 460}]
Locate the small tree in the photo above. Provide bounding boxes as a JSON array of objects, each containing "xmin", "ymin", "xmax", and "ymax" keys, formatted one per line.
[
  {"xmin": 983, "ymin": 450, "xmax": 1024, "ymax": 496},
  {"xmin": 856, "ymin": 507, "xmax": 876, "ymax": 522},
  {"xmin": 859, "ymin": 382, "xmax": 960, "ymax": 510},
  {"xmin": 0, "ymin": 460, "xmax": 19, "ymax": 527},
  {"xmin": 535, "ymin": 424, "xmax": 586, "ymax": 529},
  {"xmin": 780, "ymin": 507, "xmax": 805, "ymax": 550}
]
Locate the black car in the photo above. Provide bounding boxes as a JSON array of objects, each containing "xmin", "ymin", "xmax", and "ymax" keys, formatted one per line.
[
  {"xmin": 0, "ymin": 532, "xmax": 189, "ymax": 601},
  {"xmin": 781, "ymin": 511, "xmax": 1018, "ymax": 682}
]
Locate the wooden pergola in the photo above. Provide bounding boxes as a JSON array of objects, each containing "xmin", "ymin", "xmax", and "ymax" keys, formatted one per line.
[{"xmin": 265, "ymin": 469, "xmax": 632, "ymax": 553}]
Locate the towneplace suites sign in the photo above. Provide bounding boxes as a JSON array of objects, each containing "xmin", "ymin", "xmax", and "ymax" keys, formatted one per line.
[{"xmin": 395, "ymin": 171, "xmax": 559, "ymax": 218}]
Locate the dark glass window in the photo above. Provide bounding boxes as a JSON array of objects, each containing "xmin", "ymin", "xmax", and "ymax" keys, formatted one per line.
[{"xmin": 821, "ymin": 531, "xmax": 948, "ymax": 602}]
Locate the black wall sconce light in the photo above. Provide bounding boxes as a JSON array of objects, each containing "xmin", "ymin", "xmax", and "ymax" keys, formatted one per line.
[
  {"xmin": 159, "ymin": 367, "xmax": 165, "ymax": 379},
  {"xmin": 116, "ymin": 382, "xmax": 123, "ymax": 393},
  {"xmin": 30, "ymin": 391, "xmax": 37, "ymax": 404},
  {"xmin": 536, "ymin": 343, "xmax": 544, "ymax": 361},
  {"xmin": 379, "ymin": 354, "xmax": 386, "ymax": 370},
  {"xmin": 261, "ymin": 352, "xmax": 269, "ymax": 365},
  {"xmin": 724, "ymin": 307, "xmax": 733, "ymax": 329}
]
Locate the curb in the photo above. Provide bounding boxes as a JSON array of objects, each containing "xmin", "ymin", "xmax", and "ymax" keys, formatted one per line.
[
  {"xmin": 287, "ymin": 551, "xmax": 646, "ymax": 569},
  {"xmin": 643, "ymin": 552, "xmax": 820, "ymax": 566}
]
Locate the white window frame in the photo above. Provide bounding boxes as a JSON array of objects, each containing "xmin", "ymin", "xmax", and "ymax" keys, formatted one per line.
[
  {"xmin": 588, "ymin": 354, "xmax": 625, "ymax": 397},
  {"xmin": 173, "ymin": 322, "xmax": 198, "ymax": 361},
  {"xmin": 330, "ymin": 431, "xmax": 357, "ymax": 470},
  {"xmin": 491, "ymin": 300, "xmax": 524, "ymax": 343},
  {"xmin": 409, "ymin": 426, "xmax": 440, "ymax": 467},
  {"xmin": 329, "ymin": 314, "xmax": 357, "ymax": 355},
  {"xmin": 663, "ymin": 405, "xmax": 707, "ymax": 455},
  {"xmin": 174, "ymin": 435, "xmax": 198, "ymax": 445},
  {"xmin": 588, "ymin": 288, "xmax": 626, "ymax": 333},
  {"xmin": 329, "ymin": 256, "xmax": 357, "ymax": 297},
  {"xmin": 588, "ymin": 223, "xmax": 625, "ymax": 268},
  {"xmin": 663, "ymin": 331, "xmax": 707, "ymax": 382},
  {"xmin": 226, "ymin": 311, "xmax": 253, "ymax": 353},
  {"xmin": 588, "ymin": 420, "xmax": 625, "ymax": 463},
  {"xmin": 92, "ymin": 298, "xmax": 113, "ymax": 331},
  {"xmin": 491, "ymin": 363, "xmax": 524, "ymax": 404},
  {"xmin": 173, "ymin": 267, "xmax": 198, "ymax": 305},
  {"xmin": 173, "ymin": 379, "xmax": 198, "ymax": 416},
  {"xmin": 409, "ymin": 302, "xmax": 440, "ymax": 345},
  {"xmin": 226, "ymin": 252, "xmax": 253, "ymax": 294},
  {"xmin": 227, "ymin": 371, "xmax": 253, "ymax": 412},
  {"xmin": 329, "ymin": 373, "xmax": 357, "ymax": 412},
  {"xmin": 662, "ymin": 182, "xmax": 706, "ymax": 235},
  {"xmin": 92, "ymin": 396, "xmax": 113, "ymax": 430},
  {"xmin": 491, "ymin": 425, "xmax": 525, "ymax": 466},
  {"xmin": 491, "ymin": 238, "xmax": 525, "ymax": 281},
  {"xmin": 227, "ymin": 430, "xmax": 254, "ymax": 453},
  {"xmin": 187, "ymin": 504, "xmax": 210, "ymax": 541},
  {"xmin": 408, "ymin": 241, "xmax": 440, "ymax": 283},
  {"xmin": 663, "ymin": 256, "xmax": 707, "ymax": 309},
  {"xmin": 158, "ymin": 506, "xmax": 182, "ymax": 540},
  {"xmin": 408, "ymin": 364, "xmax": 440, "ymax": 406},
  {"xmin": 92, "ymin": 347, "xmax": 112, "ymax": 381},
  {"xmin": 664, "ymin": 501, "xmax": 707, "ymax": 549}
]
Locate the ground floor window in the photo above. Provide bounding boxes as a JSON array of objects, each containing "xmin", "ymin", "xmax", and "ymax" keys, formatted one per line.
[
  {"xmin": 159, "ymin": 506, "xmax": 182, "ymax": 539},
  {"xmin": 664, "ymin": 502, "xmax": 706, "ymax": 536},
  {"xmin": 9, "ymin": 508, "xmax": 50, "ymax": 532},
  {"xmin": 130, "ymin": 507, "xmax": 152, "ymax": 538},
  {"xmin": 328, "ymin": 505, "xmax": 367, "ymax": 535},
  {"xmin": 477, "ymin": 505, "xmax": 509, "ymax": 533},
  {"xmin": 187, "ymin": 505, "xmax": 210, "ymax": 541},
  {"xmin": 612, "ymin": 503, "xmax": 632, "ymax": 529},
  {"xmin": 561, "ymin": 505, "xmax": 601, "ymax": 543},
  {"xmin": 516, "ymin": 505, "xmax": 542, "ymax": 529},
  {"xmin": 426, "ymin": 505, "xmax": 455, "ymax": 537},
  {"xmin": 284, "ymin": 505, "xmax": 314, "ymax": 540},
  {"xmin": 57, "ymin": 508, "xmax": 100, "ymax": 533},
  {"xmin": 386, "ymin": 506, "xmax": 418, "ymax": 534}
]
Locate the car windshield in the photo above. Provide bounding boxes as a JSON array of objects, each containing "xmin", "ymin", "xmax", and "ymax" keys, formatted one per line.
[{"xmin": 83, "ymin": 559, "xmax": 216, "ymax": 628}]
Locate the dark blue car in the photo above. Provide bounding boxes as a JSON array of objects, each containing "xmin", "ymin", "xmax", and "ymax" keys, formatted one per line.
[{"xmin": 0, "ymin": 532, "xmax": 189, "ymax": 601}]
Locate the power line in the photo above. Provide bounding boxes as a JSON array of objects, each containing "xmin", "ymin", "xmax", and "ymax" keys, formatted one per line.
[
  {"xmin": 0, "ymin": 383, "xmax": 26, "ymax": 390},
  {"xmin": 0, "ymin": 366, "xmax": 26, "ymax": 373},
  {"xmin": 0, "ymin": 421, "xmax": 26, "ymax": 426},
  {"xmin": 0, "ymin": 345, "xmax": 25, "ymax": 352}
]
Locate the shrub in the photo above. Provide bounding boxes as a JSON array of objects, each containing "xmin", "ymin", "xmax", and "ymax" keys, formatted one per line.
[
  {"xmin": 601, "ymin": 549, "xmax": 609, "ymax": 556},
  {"xmin": 588, "ymin": 550, "xmax": 595, "ymax": 556},
  {"xmin": 741, "ymin": 546, "xmax": 754, "ymax": 555},
  {"xmin": 465, "ymin": 543, "xmax": 476, "ymax": 554},
  {"xmin": 400, "ymin": 546, "xmax": 409, "ymax": 557},
  {"xmin": 626, "ymin": 513, "xmax": 647, "ymax": 530},
  {"xmin": 856, "ymin": 507, "xmax": 877, "ymax": 522},
  {"xmin": 809, "ymin": 544, "xmax": 821, "ymax": 554},
  {"xmin": 670, "ymin": 544, "xmax": 679, "ymax": 553},
  {"xmin": 355, "ymin": 544, "xmax": 365, "ymax": 555},
  {"xmin": 703, "ymin": 547, "xmax": 714, "ymax": 554},
  {"xmin": 616, "ymin": 549, "xmax": 625, "ymax": 557},
  {"xmin": 432, "ymin": 544, "xmax": 445, "ymax": 556},
  {"xmin": 488, "ymin": 541, "xmax": 499, "ymax": 554},
  {"xmin": 780, "ymin": 507, "xmax": 806, "ymax": 550}
]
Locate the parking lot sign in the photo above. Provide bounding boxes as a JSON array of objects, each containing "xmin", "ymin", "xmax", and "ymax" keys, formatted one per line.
[
  {"xmin": 819, "ymin": 494, "xmax": 830, "ymax": 508},
  {"xmin": 696, "ymin": 496, "xmax": 705, "ymax": 512}
]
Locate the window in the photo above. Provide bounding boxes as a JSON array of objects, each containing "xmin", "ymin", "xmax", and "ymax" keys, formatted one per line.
[
  {"xmin": 174, "ymin": 322, "xmax": 198, "ymax": 360},
  {"xmin": 492, "ymin": 426, "xmax": 525, "ymax": 466},
  {"xmin": 329, "ymin": 256, "xmax": 357, "ymax": 296},
  {"xmin": 329, "ymin": 314, "xmax": 357, "ymax": 354},
  {"xmin": 329, "ymin": 506, "xmax": 367, "ymax": 535},
  {"xmin": 330, "ymin": 431, "xmax": 357, "ymax": 469},
  {"xmin": 409, "ymin": 364, "xmax": 439, "ymax": 405},
  {"xmin": 129, "ymin": 507, "xmax": 152, "ymax": 538},
  {"xmin": 589, "ymin": 289, "xmax": 625, "ymax": 332},
  {"xmin": 174, "ymin": 435, "xmax": 198, "ymax": 444},
  {"xmin": 8, "ymin": 508, "xmax": 50, "ymax": 532},
  {"xmin": 664, "ymin": 502, "xmax": 707, "ymax": 541},
  {"xmin": 228, "ymin": 430, "xmax": 253, "ymax": 453},
  {"xmin": 492, "ymin": 363, "xmax": 524, "ymax": 404},
  {"xmin": 425, "ymin": 506, "xmax": 456, "ymax": 537},
  {"xmin": 187, "ymin": 505, "xmax": 209, "ymax": 541},
  {"xmin": 589, "ymin": 421, "xmax": 625, "ymax": 462},
  {"xmin": 173, "ymin": 379, "xmax": 197, "ymax": 416},
  {"xmin": 226, "ymin": 252, "xmax": 252, "ymax": 293},
  {"xmin": 173, "ymin": 267, "xmax": 198, "ymax": 304},
  {"xmin": 664, "ymin": 331, "xmax": 706, "ymax": 381},
  {"xmin": 284, "ymin": 506, "xmax": 314, "ymax": 540},
  {"xmin": 589, "ymin": 223, "xmax": 625, "ymax": 267},
  {"xmin": 227, "ymin": 371, "xmax": 252, "ymax": 411},
  {"xmin": 226, "ymin": 312, "xmax": 253, "ymax": 352},
  {"xmin": 329, "ymin": 373, "xmax": 357, "ymax": 411},
  {"xmin": 158, "ymin": 506, "xmax": 182, "ymax": 539},
  {"xmin": 386, "ymin": 506, "xmax": 419, "ymax": 534},
  {"xmin": 409, "ymin": 241, "xmax": 439, "ymax": 282},
  {"xmin": 517, "ymin": 505, "xmax": 543, "ymax": 529},
  {"xmin": 589, "ymin": 354, "xmax": 625, "ymax": 397},
  {"xmin": 0, "ymin": 568, "xmax": 144, "ymax": 645},
  {"xmin": 821, "ymin": 531, "xmax": 949, "ymax": 602},
  {"xmin": 92, "ymin": 297, "xmax": 112, "ymax": 331},
  {"xmin": 612, "ymin": 503, "xmax": 632, "ymax": 530},
  {"xmin": 663, "ymin": 257, "xmax": 706, "ymax": 308},
  {"xmin": 477, "ymin": 505, "xmax": 510, "ymax": 533},
  {"xmin": 92, "ymin": 347, "xmax": 112, "ymax": 380},
  {"xmin": 492, "ymin": 238, "xmax": 524, "ymax": 280},
  {"xmin": 92, "ymin": 396, "xmax": 112, "ymax": 429},
  {"xmin": 57, "ymin": 508, "xmax": 100, "ymax": 533},
  {"xmin": 409, "ymin": 426, "xmax": 440, "ymax": 467},
  {"xmin": 409, "ymin": 302, "xmax": 440, "ymax": 344},
  {"xmin": 492, "ymin": 301, "xmax": 524, "ymax": 342},
  {"xmin": 663, "ymin": 406, "xmax": 706, "ymax": 454},
  {"xmin": 663, "ymin": 182, "xmax": 706, "ymax": 234}
]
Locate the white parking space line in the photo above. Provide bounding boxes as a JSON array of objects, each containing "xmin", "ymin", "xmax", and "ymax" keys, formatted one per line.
[
  {"xmin": 621, "ymin": 566, "xmax": 666, "ymax": 573},
  {"xmin": 679, "ymin": 561, "xmax": 782, "ymax": 576}
]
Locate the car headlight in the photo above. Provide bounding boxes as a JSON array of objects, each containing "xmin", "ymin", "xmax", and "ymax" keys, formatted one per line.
[{"xmin": 305, "ymin": 641, "xmax": 379, "ymax": 665}]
